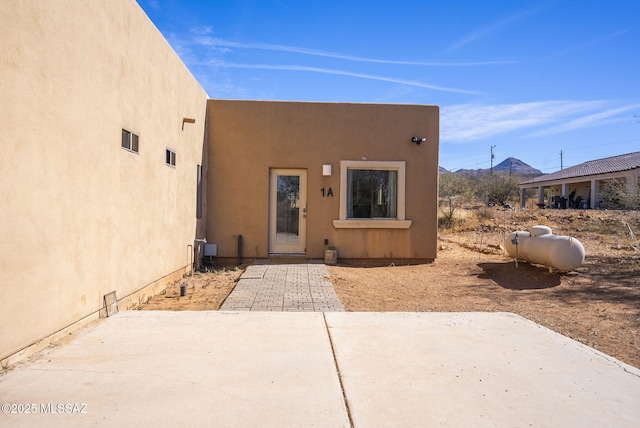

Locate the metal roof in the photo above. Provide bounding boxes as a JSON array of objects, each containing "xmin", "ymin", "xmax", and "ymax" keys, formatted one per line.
[{"xmin": 521, "ymin": 151, "xmax": 640, "ymax": 185}]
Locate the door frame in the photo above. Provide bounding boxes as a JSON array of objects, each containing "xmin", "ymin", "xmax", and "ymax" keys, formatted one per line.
[{"xmin": 268, "ymin": 168, "xmax": 307, "ymax": 254}]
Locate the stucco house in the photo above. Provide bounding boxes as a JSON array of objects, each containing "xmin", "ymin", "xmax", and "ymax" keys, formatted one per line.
[
  {"xmin": 206, "ymin": 100, "xmax": 439, "ymax": 262},
  {"xmin": 1, "ymin": 1, "xmax": 439, "ymax": 365},
  {"xmin": 519, "ymin": 151, "xmax": 640, "ymax": 209}
]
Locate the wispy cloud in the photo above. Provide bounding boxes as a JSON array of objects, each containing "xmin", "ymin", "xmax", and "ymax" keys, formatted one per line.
[
  {"xmin": 145, "ymin": 0, "xmax": 160, "ymax": 11},
  {"xmin": 210, "ymin": 61, "xmax": 487, "ymax": 95},
  {"xmin": 192, "ymin": 26, "xmax": 213, "ymax": 35},
  {"xmin": 196, "ymin": 37, "xmax": 515, "ymax": 66},
  {"xmin": 441, "ymin": 100, "xmax": 614, "ymax": 142},
  {"xmin": 526, "ymin": 104, "xmax": 640, "ymax": 137},
  {"xmin": 542, "ymin": 28, "xmax": 633, "ymax": 61},
  {"xmin": 447, "ymin": 8, "xmax": 542, "ymax": 52}
]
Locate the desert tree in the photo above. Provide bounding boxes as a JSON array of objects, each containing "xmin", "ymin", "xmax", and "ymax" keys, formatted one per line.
[
  {"xmin": 475, "ymin": 172, "xmax": 520, "ymax": 205},
  {"xmin": 438, "ymin": 173, "xmax": 474, "ymax": 226}
]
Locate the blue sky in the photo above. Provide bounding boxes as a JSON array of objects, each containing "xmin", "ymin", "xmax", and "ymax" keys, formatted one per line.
[{"xmin": 138, "ymin": 0, "xmax": 640, "ymax": 173}]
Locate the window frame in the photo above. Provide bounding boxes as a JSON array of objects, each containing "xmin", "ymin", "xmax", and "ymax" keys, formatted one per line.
[
  {"xmin": 121, "ymin": 129, "xmax": 139, "ymax": 153},
  {"xmin": 165, "ymin": 147, "xmax": 176, "ymax": 167},
  {"xmin": 347, "ymin": 168, "xmax": 398, "ymax": 219},
  {"xmin": 334, "ymin": 160, "xmax": 412, "ymax": 229}
]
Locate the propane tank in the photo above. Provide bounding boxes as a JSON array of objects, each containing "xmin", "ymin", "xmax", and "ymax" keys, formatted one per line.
[{"xmin": 505, "ymin": 226, "xmax": 585, "ymax": 271}]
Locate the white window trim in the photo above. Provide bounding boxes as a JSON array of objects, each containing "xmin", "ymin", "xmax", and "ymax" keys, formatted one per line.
[
  {"xmin": 166, "ymin": 147, "xmax": 176, "ymax": 167},
  {"xmin": 121, "ymin": 128, "xmax": 139, "ymax": 154},
  {"xmin": 333, "ymin": 160, "xmax": 412, "ymax": 229}
]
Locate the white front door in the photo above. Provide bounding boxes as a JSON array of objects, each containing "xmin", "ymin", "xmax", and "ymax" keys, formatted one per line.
[{"xmin": 269, "ymin": 169, "xmax": 307, "ymax": 254}]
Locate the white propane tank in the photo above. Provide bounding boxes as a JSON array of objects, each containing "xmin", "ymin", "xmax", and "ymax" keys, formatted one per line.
[{"xmin": 505, "ymin": 225, "xmax": 585, "ymax": 271}]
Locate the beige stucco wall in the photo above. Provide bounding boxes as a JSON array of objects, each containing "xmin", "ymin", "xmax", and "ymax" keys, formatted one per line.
[
  {"xmin": 206, "ymin": 100, "xmax": 439, "ymax": 261},
  {"xmin": 0, "ymin": 0, "xmax": 207, "ymax": 360}
]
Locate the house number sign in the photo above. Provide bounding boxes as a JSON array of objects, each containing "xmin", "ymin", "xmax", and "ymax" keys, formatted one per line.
[{"xmin": 321, "ymin": 187, "xmax": 334, "ymax": 197}]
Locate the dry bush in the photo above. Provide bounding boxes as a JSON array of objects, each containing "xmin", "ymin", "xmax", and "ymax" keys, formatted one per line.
[
  {"xmin": 438, "ymin": 207, "xmax": 640, "ymax": 272},
  {"xmin": 437, "ymin": 206, "xmax": 471, "ymax": 230},
  {"xmin": 475, "ymin": 205, "xmax": 495, "ymax": 222},
  {"xmin": 599, "ymin": 177, "xmax": 640, "ymax": 210}
]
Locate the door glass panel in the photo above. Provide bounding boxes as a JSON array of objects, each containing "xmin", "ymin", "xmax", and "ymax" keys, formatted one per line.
[{"xmin": 276, "ymin": 175, "xmax": 300, "ymax": 243}]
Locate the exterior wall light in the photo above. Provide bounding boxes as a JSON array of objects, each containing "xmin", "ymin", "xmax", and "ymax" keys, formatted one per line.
[
  {"xmin": 182, "ymin": 117, "xmax": 196, "ymax": 130},
  {"xmin": 412, "ymin": 136, "xmax": 426, "ymax": 145},
  {"xmin": 322, "ymin": 164, "xmax": 332, "ymax": 176}
]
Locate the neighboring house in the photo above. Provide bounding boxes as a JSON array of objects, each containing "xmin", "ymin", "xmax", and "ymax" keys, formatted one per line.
[
  {"xmin": 519, "ymin": 152, "xmax": 640, "ymax": 209},
  {"xmin": 0, "ymin": 1, "xmax": 439, "ymax": 364}
]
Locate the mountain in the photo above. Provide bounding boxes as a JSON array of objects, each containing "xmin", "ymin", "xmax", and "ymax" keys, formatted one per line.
[
  {"xmin": 493, "ymin": 157, "xmax": 542, "ymax": 175},
  {"xmin": 452, "ymin": 157, "xmax": 542, "ymax": 176}
]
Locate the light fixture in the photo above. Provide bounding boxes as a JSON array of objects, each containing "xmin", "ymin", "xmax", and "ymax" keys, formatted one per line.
[
  {"xmin": 182, "ymin": 117, "xmax": 196, "ymax": 130},
  {"xmin": 412, "ymin": 136, "xmax": 426, "ymax": 145},
  {"xmin": 322, "ymin": 164, "xmax": 332, "ymax": 176}
]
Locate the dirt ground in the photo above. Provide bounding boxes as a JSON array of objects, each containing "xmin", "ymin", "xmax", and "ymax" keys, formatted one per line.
[
  {"xmin": 141, "ymin": 209, "xmax": 640, "ymax": 369},
  {"xmin": 141, "ymin": 266, "xmax": 243, "ymax": 311}
]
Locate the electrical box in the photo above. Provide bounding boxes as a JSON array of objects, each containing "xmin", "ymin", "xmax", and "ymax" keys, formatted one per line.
[{"xmin": 204, "ymin": 243, "xmax": 218, "ymax": 257}]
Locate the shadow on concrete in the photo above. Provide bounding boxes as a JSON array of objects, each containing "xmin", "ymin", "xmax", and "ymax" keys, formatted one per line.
[{"xmin": 477, "ymin": 261, "xmax": 562, "ymax": 290}]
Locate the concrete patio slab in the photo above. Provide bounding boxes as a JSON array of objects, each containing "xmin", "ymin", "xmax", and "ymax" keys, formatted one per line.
[
  {"xmin": 1, "ymin": 311, "xmax": 639, "ymax": 427},
  {"xmin": 324, "ymin": 312, "xmax": 640, "ymax": 427},
  {"xmin": 0, "ymin": 311, "xmax": 349, "ymax": 428}
]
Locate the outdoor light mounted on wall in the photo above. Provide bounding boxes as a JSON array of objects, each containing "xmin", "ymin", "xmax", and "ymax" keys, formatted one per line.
[
  {"xmin": 322, "ymin": 164, "xmax": 332, "ymax": 176},
  {"xmin": 411, "ymin": 136, "xmax": 426, "ymax": 145},
  {"xmin": 182, "ymin": 117, "xmax": 195, "ymax": 130}
]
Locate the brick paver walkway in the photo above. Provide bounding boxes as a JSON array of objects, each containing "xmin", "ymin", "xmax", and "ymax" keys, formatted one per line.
[{"xmin": 220, "ymin": 260, "xmax": 344, "ymax": 312}]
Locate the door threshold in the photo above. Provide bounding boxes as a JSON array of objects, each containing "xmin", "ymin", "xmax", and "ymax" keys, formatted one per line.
[
  {"xmin": 268, "ymin": 253, "xmax": 308, "ymax": 263},
  {"xmin": 269, "ymin": 253, "xmax": 307, "ymax": 258}
]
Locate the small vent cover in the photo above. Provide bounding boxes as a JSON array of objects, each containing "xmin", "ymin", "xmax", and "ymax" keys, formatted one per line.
[{"xmin": 103, "ymin": 291, "xmax": 119, "ymax": 317}]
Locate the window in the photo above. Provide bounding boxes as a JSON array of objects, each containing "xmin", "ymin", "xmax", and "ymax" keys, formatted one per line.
[
  {"xmin": 121, "ymin": 129, "xmax": 139, "ymax": 153},
  {"xmin": 347, "ymin": 169, "xmax": 397, "ymax": 218},
  {"xmin": 165, "ymin": 148, "xmax": 176, "ymax": 167},
  {"xmin": 334, "ymin": 160, "xmax": 411, "ymax": 229}
]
